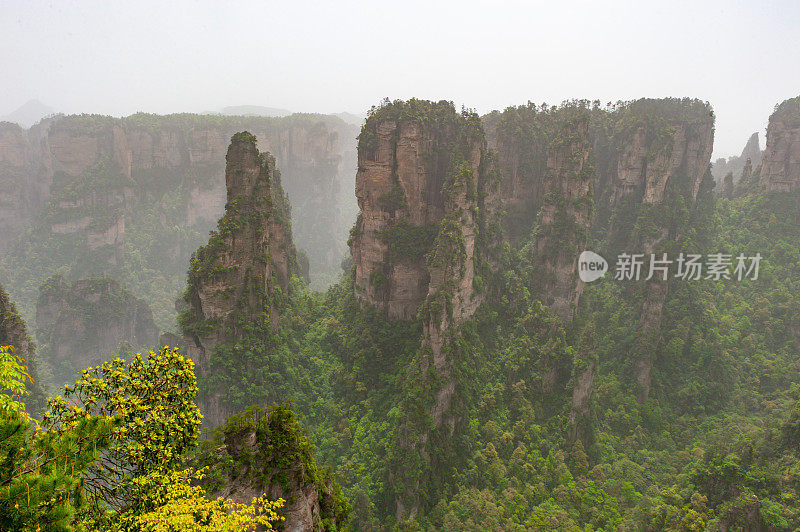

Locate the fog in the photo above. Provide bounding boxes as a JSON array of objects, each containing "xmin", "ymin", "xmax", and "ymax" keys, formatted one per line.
[{"xmin": 2, "ymin": 0, "xmax": 800, "ymax": 157}]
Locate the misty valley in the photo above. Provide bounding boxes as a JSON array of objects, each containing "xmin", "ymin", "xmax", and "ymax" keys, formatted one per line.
[{"xmin": 2, "ymin": 94, "xmax": 800, "ymax": 531}]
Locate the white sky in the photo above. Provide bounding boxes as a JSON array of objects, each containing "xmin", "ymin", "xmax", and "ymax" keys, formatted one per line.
[{"xmin": 2, "ymin": 0, "xmax": 799, "ymax": 158}]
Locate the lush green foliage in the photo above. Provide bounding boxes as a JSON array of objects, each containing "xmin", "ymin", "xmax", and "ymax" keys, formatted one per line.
[
  {"xmin": 1, "ymin": 344, "xmax": 295, "ymax": 530},
  {"xmin": 41, "ymin": 347, "xmax": 202, "ymax": 524},
  {"xmin": 204, "ymin": 182, "xmax": 800, "ymax": 530},
  {"xmin": 1, "ymin": 344, "xmax": 115, "ymax": 530},
  {"xmin": 194, "ymin": 405, "xmax": 349, "ymax": 530}
]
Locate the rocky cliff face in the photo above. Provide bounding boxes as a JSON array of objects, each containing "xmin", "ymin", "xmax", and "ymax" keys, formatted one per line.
[
  {"xmin": 350, "ymin": 100, "xmax": 489, "ymax": 323},
  {"xmin": 180, "ymin": 132, "xmax": 298, "ymax": 426},
  {"xmin": 0, "ymin": 122, "xmax": 47, "ymax": 251},
  {"xmin": 486, "ymin": 104, "xmax": 597, "ymax": 442},
  {"xmin": 35, "ymin": 275, "xmax": 159, "ymax": 387},
  {"xmin": 349, "ymin": 100, "xmax": 498, "ymax": 518},
  {"xmin": 351, "ymin": 100, "xmax": 492, "ymax": 431},
  {"xmin": 489, "ymin": 100, "xmax": 714, "ymax": 238},
  {"xmin": 0, "ymin": 112, "xmax": 357, "ymax": 329},
  {"xmin": 741, "ymin": 132, "xmax": 762, "ymax": 168},
  {"xmin": 599, "ymin": 99, "xmax": 715, "ymax": 401},
  {"xmin": 760, "ymin": 96, "xmax": 800, "ymax": 192},
  {"xmin": 532, "ymin": 112, "xmax": 593, "ymax": 323},
  {"xmin": 0, "ymin": 281, "xmax": 46, "ymax": 411}
]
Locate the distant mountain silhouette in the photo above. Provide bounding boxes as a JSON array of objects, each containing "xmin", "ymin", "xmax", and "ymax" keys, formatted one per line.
[{"xmin": 1, "ymin": 99, "xmax": 55, "ymax": 127}]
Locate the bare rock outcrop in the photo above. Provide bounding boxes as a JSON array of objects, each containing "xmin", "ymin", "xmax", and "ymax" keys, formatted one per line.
[
  {"xmin": 351, "ymin": 100, "xmax": 490, "ymax": 324},
  {"xmin": 740, "ymin": 132, "xmax": 762, "ymax": 168},
  {"xmin": 180, "ymin": 132, "xmax": 299, "ymax": 426},
  {"xmin": 350, "ymin": 100, "xmax": 499, "ymax": 518},
  {"xmin": 760, "ymin": 96, "xmax": 800, "ymax": 192},
  {"xmin": 351, "ymin": 101, "xmax": 493, "ymax": 435}
]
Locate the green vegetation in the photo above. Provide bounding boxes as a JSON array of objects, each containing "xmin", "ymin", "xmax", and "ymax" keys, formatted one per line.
[
  {"xmin": 4, "ymin": 98, "xmax": 800, "ymax": 530},
  {"xmin": 0, "ymin": 344, "xmax": 320, "ymax": 530},
  {"xmin": 379, "ymin": 221, "xmax": 438, "ymax": 261},
  {"xmin": 194, "ymin": 405, "xmax": 350, "ymax": 530}
]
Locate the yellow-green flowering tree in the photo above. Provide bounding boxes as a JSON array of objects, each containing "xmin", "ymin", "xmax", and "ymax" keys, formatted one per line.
[
  {"xmin": 42, "ymin": 346, "xmax": 203, "ymax": 522},
  {"xmin": 128, "ymin": 468, "xmax": 284, "ymax": 531}
]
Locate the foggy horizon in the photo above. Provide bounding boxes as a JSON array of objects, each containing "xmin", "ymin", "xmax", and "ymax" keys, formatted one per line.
[{"xmin": 3, "ymin": 0, "xmax": 799, "ymax": 159}]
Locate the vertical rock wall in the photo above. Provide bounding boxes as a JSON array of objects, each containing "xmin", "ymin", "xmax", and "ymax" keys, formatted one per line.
[
  {"xmin": 180, "ymin": 132, "xmax": 298, "ymax": 426},
  {"xmin": 761, "ymin": 96, "xmax": 800, "ymax": 192}
]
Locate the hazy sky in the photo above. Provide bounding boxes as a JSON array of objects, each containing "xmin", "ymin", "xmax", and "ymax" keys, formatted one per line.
[{"xmin": 2, "ymin": 0, "xmax": 799, "ymax": 158}]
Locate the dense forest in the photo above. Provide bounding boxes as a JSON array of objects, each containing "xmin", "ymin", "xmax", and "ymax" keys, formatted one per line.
[{"xmin": 2, "ymin": 94, "xmax": 800, "ymax": 531}]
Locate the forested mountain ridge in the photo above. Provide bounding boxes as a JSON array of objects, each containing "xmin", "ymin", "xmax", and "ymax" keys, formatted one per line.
[
  {"xmin": 166, "ymin": 96, "xmax": 800, "ymax": 529},
  {"xmin": 263, "ymin": 96, "xmax": 800, "ymax": 529}
]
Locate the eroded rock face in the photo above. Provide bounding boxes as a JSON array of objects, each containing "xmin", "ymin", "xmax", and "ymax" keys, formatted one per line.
[
  {"xmin": 761, "ymin": 96, "xmax": 800, "ymax": 192},
  {"xmin": 352, "ymin": 119, "xmax": 441, "ymax": 320},
  {"xmin": 180, "ymin": 132, "xmax": 298, "ymax": 426},
  {"xmin": 35, "ymin": 275, "xmax": 159, "ymax": 387},
  {"xmin": 0, "ymin": 281, "xmax": 46, "ymax": 411},
  {"xmin": 741, "ymin": 132, "xmax": 762, "ymax": 168},
  {"xmin": 0, "ymin": 122, "xmax": 45, "ymax": 251},
  {"xmin": 534, "ymin": 112, "xmax": 593, "ymax": 323},
  {"xmin": 351, "ymin": 101, "xmax": 488, "ymax": 324},
  {"xmin": 351, "ymin": 100, "xmax": 498, "ymax": 518},
  {"xmin": 486, "ymin": 98, "xmax": 715, "ymax": 420},
  {"xmin": 604, "ymin": 110, "xmax": 714, "ymax": 214},
  {"xmin": 599, "ymin": 101, "xmax": 715, "ymax": 401}
]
